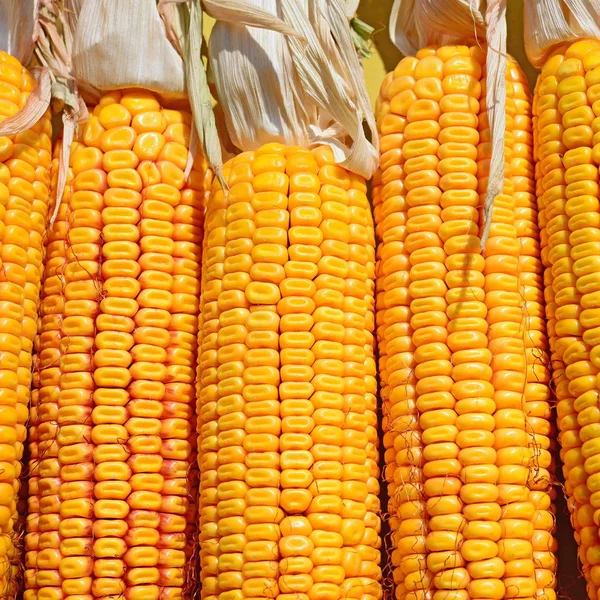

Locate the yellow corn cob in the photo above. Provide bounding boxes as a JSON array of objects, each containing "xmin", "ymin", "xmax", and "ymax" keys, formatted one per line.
[
  {"xmin": 0, "ymin": 50, "xmax": 53, "ymax": 597},
  {"xmin": 24, "ymin": 90, "xmax": 209, "ymax": 600},
  {"xmin": 534, "ymin": 38, "xmax": 600, "ymax": 598},
  {"xmin": 196, "ymin": 142, "xmax": 381, "ymax": 600},
  {"xmin": 374, "ymin": 45, "xmax": 555, "ymax": 600}
]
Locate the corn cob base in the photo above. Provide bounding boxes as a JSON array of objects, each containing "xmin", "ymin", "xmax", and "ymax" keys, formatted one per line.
[
  {"xmin": 196, "ymin": 143, "xmax": 382, "ymax": 600},
  {"xmin": 0, "ymin": 50, "xmax": 53, "ymax": 598},
  {"xmin": 375, "ymin": 45, "xmax": 556, "ymax": 600},
  {"xmin": 25, "ymin": 90, "xmax": 208, "ymax": 600},
  {"xmin": 535, "ymin": 38, "xmax": 600, "ymax": 600}
]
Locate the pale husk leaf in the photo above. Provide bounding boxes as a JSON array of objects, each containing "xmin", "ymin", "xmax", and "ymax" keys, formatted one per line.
[
  {"xmin": 0, "ymin": 0, "xmax": 39, "ymax": 65},
  {"xmin": 209, "ymin": 0, "xmax": 378, "ymax": 179},
  {"xmin": 390, "ymin": 0, "xmax": 485, "ymax": 56},
  {"xmin": 524, "ymin": 0, "xmax": 600, "ymax": 68},
  {"xmin": 480, "ymin": 0, "xmax": 507, "ymax": 249},
  {"xmin": 158, "ymin": 0, "xmax": 226, "ymax": 185},
  {"xmin": 203, "ymin": 0, "xmax": 300, "ymax": 35},
  {"xmin": 71, "ymin": 0, "xmax": 186, "ymax": 97},
  {"xmin": 37, "ymin": 1, "xmax": 88, "ymax": 226},
  {"xmin": 36, "ymin": 0, "xmax": 81, "ymax": 115},
  {"xmin": 0, "ymin": 68, "xmax": 52, "ymax": 136},
  {"xmin": 344, "ymin": 0, "xmax": 360, "ymax": 18},
  {"xmin": 159, "ymin": 0, "xmax": 287, "ymax": 184}
]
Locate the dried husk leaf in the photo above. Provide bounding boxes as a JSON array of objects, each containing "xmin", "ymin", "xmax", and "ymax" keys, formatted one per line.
[
  {"xmin": 0, "ymin": 68, "xmax": 52, "ymax": 136},
  {"xmin": 480, "ymin": 0, "xmax": 506, "ymax": 249},
  {"xmin": 524, "ymin": 0, "xmax": 600, "ymax": 68},
  {"xmin": 344, "ymin": 0, "xmax": 360, "ymax": 18},
  {"xmin": 70, "ymin": 0, "xmax": 186, "ymax": 98},
  {"xmin": 203, "ymin": 0, "xmax": 300, "ymax": 35},
  {"xmin": 208, "ymin": 0, "xmax": 378, "ymax": 179},
  {"xmin": 389, "ymin": 0, "xmax": 506, "ymax": 249},
  {"xmin": 35, "ymin": 1, "xmax": 88, "ymax": 226},
  {"xmin": 158, "ymin": 0, "xmax": 227, "ymax": 186},
  {"xmin": 390, "ymin": 0, "xmax": 485, "ymax": 56},
  {"xmin": 36, "ymin": 0, "xmax": 79, "ymax": 113},
  {"xmin": 0, "ymin": 0, "xmax": 39, "ymax": 65}
]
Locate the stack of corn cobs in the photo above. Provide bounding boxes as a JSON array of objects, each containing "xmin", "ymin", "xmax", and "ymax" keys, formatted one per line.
[{"xmin": 1, "ymin": 0, "xmax": 600, "ymax": 599}]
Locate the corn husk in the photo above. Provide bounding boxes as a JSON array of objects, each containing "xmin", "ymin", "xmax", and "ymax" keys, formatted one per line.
[
  {"xmin": 70, "ymin": 0, "xmax": 186, "ymax": 100},
  {"xmin": 0, "ymin": 0, "xmax": 39, "ymax": 65},
  {"xmin": 390, "ymin": 0, "xmax": 506, "ymax": 249},
  {"xmin": 524, "ymin": 0, "xmax": 600, "ymax": 68},
  {"xmin": 390, "ymin": 0, "xmax": 486, "ymax": 55},
  {"xmin": 207, "ymin": 0, "xmax": 378, "ymax": 179}
]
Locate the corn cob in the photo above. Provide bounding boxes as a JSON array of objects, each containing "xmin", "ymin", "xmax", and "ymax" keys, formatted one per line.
[
  {"xmin": 0, "ymin": 50, "xmax": 53, "ymax": 597},
  {"xmin": 534, "ymin": 38, "xmax": 600, "ymax": 598},
  {"xmin": 196, "ymin": 142, "xmax": 381, "ymax": 600},
  {"xmin": 25, "ymin": 90, "xmax": 209, "ymax": 600},
  {"xmin": 374, "ymin": 45, "xmax": 555, "ymax": 600}
]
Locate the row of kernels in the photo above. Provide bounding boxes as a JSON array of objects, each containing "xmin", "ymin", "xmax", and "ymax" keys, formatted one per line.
[
  {"xmin": 513, "ymin": 62, "xmax": 558, "ymax": 600},
  {"xmin": 208, "ymin": 152, "xmax": 244, "ymax": 600},
  {"xmin": 165, "ymin": 156, "xmax": 208, "ymax": 596},
  {"xmin": 482, "ymin": 88, "xmax": 532, "ymax": 590},
  {"xmin": 404, "ymin": 84, "xmax": 455, "ymax": 598},
  {"xmin": 198, "ymin": 175, "xmax": 226, "ymax": 600},
  {"xmin": 88, "ymin": 112, "xmax": 135, "ymax": 597},
  {"xmin": 119, "ymin": 93, "xmax": 197, "ymax": 598},
  {"xmin": 16, "ymin": 113, "xmax": 53, "ymax": 500},
  {"xmin": 557, "ymin": 44, "xmax": 600, "ymax": 586},
  {"xmin": 484, "ymin": 63, "xmax": 538, "ymax": 600},
  {"xmin": 316, "ymin": 147, "xmax": 379, "ymax": 599},
  {"xmin": 374, "ymin": 58, "xmax": 423, "ymax": 600},
  {"xmin": 135, "ymin": 185, "xmax": 191, "ymax": 591},
  {"xmin": 535, "ymin": 73, "xmax": 573, "ymax": 596},
  {"xmin": 348, "ymin": 169, "xmax": 381, "ymax": 595},
  {"xmin": 311, "ymin": 147, "xmax": 373, "ymax": 600},
  {"xmin": 0, "ymin": 152, "xmax": 28, "ymax": 557},
  {"xmin": 78, "ymin": 115, "xmax": 143, "ymax": 597},
  {"xmin": 220, "ymin": 149, "xmax": 282, "ymax": 598},
  {"xmin": 535, "ymin": 46, "xmax": 596, "ymax": 597},
  {"xmin": 277, "ymin": 148, "xmax": 319, "ymax": 600},
  {"xmin": 24, "ymin": 146, "xmax": 66, "ymax": 600},
  {"xmin": 415, "ymin": 46, "xmax": 485, "ymax": 600},
  {"xmin": 42, "ymin": 138, "xmax": 104, "ymax": 598}
]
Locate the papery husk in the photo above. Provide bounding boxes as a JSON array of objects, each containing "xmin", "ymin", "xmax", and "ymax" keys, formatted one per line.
[
  {"xmin": 70, "ymin": 0, "xmax": 186, "ymax": 101},
  {"xmin": 344, "ymin": 0, "xmax": 360, "ymax": 18},
  {"xmin": 35, "ymin": 1, "xmax": 88, "ymax": 226},
  {"xmin": 390, "ymin": 0, "xmax": 506, "ymax": 249},
  {"xmin": 390, "ymin": 0, "xmax": 485, "ymax": 57},
  {"xmin": 207, "ymin": 0, "xmax": 378, "ymax": 179},
  {"xmin": 0, "ymin": 0, "xmax": 39, "ymax": 66},
  {"xmin": 160, "ymin": 0, "xmax": 300, "ymax": 185},
  {"xmin": 524, "ymin": 0, "xmax": 600, "ymax": 68}
]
